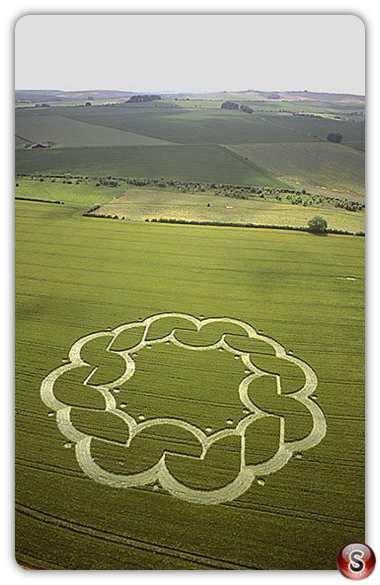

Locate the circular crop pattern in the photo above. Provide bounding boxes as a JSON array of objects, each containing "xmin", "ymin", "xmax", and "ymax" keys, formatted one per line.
[{"xmin": 40, "ymin": 312, "xmax": 326, "ymax": 504}]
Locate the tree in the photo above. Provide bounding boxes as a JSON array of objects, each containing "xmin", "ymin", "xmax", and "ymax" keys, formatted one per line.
[
  {"xmin": 221, "ymin": 101, "xmax": 239, "ymax": 110},
  {"xmin": 327, "ymin": 132, "xmax": 343, "ymax": 143},
  {"xmin": 126, "ymin": 95, "xmax": 161, "ymax": 104},
  {"xmin": 85, "ymin": 101, "xmax": 92, "ymax": 107},
  {"xmin": 308, "ymin": 216, "xmax": 328, "ymax": 233}
]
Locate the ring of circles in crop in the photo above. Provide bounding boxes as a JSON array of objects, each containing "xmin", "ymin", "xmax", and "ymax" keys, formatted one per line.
[{"xmin": 40, "ymin": 312, "xmax": 326, "ymax": 505}]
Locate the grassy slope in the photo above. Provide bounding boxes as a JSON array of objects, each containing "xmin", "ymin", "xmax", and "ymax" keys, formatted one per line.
[
  {"xmin": 261, "ymin": 114, "xmax": 365, "ymax": 151},
  {"xmin": 16, "ymin": 199, "xmax": 364, "ymax": 570},
  {"xmin": 15, "ymin": 178, "xmax": 126, "ymax": 209},
  {"xmin": 65, "ymin": 106, "xmax": 322, "ymax": 145},
  {"xmin": 15, "ymin": 111, "xmax": 172, "ymax": 148},
  {"xmin": 227, "ymin": 142, "xmax": 365, "ymax": 197},
  {"xmin": 15, "ymin": 145, "xmax": 287, "ymax": 187}
]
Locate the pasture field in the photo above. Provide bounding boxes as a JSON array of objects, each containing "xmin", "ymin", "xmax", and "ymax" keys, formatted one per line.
[
  {"xmin": 14, "ymin": 178, "xmax": 365, "ymax": 232},
  {"xmin": 227, "ymin": 142, "xmax": 365, "ymax": 197},
  {"xmin": 16, "ymin": 198, "xmax": 364, "ymax": 570}
]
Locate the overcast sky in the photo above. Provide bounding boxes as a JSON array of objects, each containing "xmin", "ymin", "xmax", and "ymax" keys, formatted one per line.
[{"xmin": 15, "ymin": 15, "xmax": 365, "ymax": 95}]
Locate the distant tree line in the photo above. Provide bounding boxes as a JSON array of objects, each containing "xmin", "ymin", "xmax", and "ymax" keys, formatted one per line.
[{"xmin": 17, "ymin": 173, "xmax": 365, "ymax": 214}]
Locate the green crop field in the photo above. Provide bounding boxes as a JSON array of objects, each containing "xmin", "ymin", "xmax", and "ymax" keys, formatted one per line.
[
  {"xmin": 15, "ymin": 88, "xmax": 365, "ymax": 570},
  {"xmin": 64, "ymin": 106, "xmax": 321, "ymax": 145},
  {"xmin": 15, "ymin": 112, "xmax": 173, "ymax": 148},
  {"xmin": 15, "ymin": 145, "xmax": 287, "ymax": 187},
  {"xmin": 227, "ymin": 142, "xmax": 365, "ymax": 197},
  {"xmin": 16, "ymin": 196, "xmax": 364, "ymax": 570},
  {"xmin": 15, "ymin": 178, "xmax": 126, "ymax": 207},
  {"xmin": 260, "ymin": 114, "xmax": 365, "ymax": 151}
]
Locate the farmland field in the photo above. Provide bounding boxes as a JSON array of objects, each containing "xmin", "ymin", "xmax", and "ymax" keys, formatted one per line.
[
  {"xmin": 227, "ymin": 142, "xmax": 365, "ymax": 197},
  {"xmin": 14, "ymin": 179, "xmax": 365, "ymax": 232},
  {"xmin": 15, "ymin": 113, "xmax": 173, "ymax": 147},
  {"xmin": 15, "ymin": 145, "xmax": 287, "ymax": 187},
  {"xmin": 16, "ymin": 198, "xmax": 364, "ymax": 570},
  {"xmin": 15, "ymin": 100, "xmax": 365, "ymax": 194},
  {"xmin": 15, "ymin": 87, "xmax": 365, "ymax": 571},
  {"xmin": 92, "ymin": 188, "xmax": 365, "ymax": 232}
]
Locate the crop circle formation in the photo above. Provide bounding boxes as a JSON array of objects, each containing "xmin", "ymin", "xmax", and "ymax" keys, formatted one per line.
[{"xmin": 40, "ymin": 312, "xmax": 326, "ymax": 505}]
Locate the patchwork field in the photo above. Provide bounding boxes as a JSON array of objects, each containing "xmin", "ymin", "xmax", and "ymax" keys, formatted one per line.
[
  {"xmin": 15, "ymin": 101, "xmax": 365, "ymax": 194},
  {"xmin": 16, "ymin": 198, "xmax": 364, "ymax": 570}
]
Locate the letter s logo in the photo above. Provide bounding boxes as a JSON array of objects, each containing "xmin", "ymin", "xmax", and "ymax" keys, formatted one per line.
[{"xmin": 349, "ymin": 550, "xmax": 365, "ymax": 573}]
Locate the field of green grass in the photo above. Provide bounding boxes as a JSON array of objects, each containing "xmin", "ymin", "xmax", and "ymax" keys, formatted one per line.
[
  {"xmin": 15, "ymin": 112, "xmax": 173, "ymax": 148},
  {"xmin": 261, "ymin": 114, "xmax": 365, "ymax": 151},
  {"xmin": 15, "ymin": 145, "xmax": 287, "ymax": 187},
  {"xmin": 15, "ymin": 178, "xmax": 125, "ymax": 208},
  {"xmin": 16, "ymin": 197, "xmax": 364, "ymax": 570},
  {"xmin": 228, "ymin": 142, "xmax": 365, "ymax": 197}
]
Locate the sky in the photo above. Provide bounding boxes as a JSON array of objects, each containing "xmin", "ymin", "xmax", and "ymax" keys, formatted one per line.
[{"xmin": 15, "ymin": 15, "xmax": 365, "ymax": 95}]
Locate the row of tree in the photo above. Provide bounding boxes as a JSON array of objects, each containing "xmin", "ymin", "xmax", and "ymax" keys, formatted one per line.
[
  {"xmin": 18, "ymin": 173, "xmax": 364, "ymax": 212},
  {"xmin": 147, "ymin": 217, "xmax": 363, "ymax": 236}
]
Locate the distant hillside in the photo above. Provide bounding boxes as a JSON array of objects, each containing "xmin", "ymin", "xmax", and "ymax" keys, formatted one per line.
[
  {"xmin": 15, "ymin": 88, "xmax": 365, "ymax": 106},
  {"xmin": 283, "ymin": 90, "xmax": 365, "ymax": 104},
  {"xmin": 15, "ymin": 89, "xmax": 135, "ymax": 103}
]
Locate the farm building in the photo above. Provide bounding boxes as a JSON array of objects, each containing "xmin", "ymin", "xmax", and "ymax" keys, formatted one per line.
[{"xmin": 30, "ymin": 142, "xmax": 51, "ymax": 149}]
